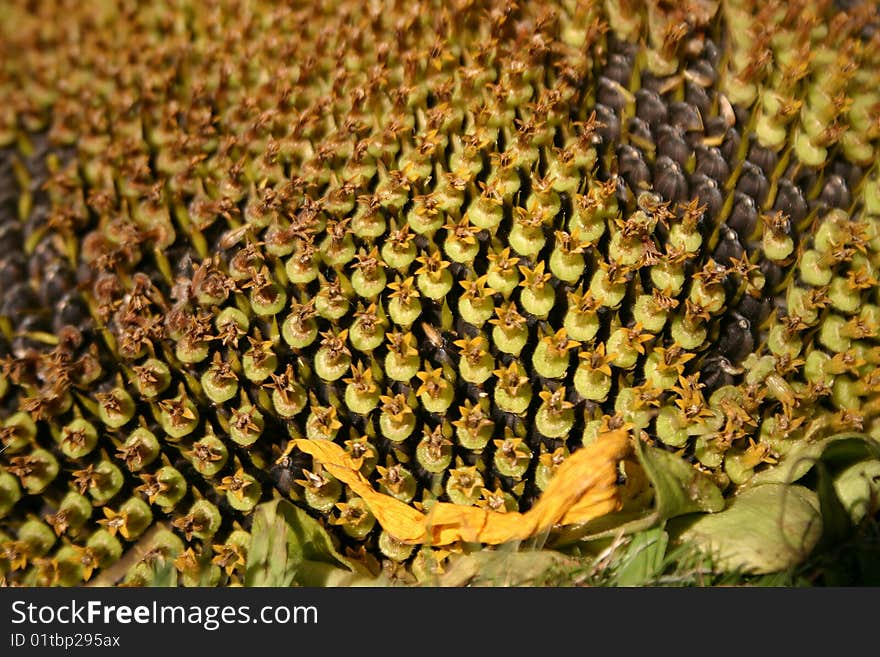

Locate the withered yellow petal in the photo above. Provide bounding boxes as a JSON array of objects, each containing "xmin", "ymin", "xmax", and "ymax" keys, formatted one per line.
[{"xmin": 294, "ymin": 430, "xmax": 630, "ymax": 547}]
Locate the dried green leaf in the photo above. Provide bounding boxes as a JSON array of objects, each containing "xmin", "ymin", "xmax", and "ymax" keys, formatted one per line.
[
  {"xmin": 245, "ymin": 498, "xmax": 378, "ymax": 586},
  {"xmin": 438, "ymin": 546, "xmax": 579, "ymax": 587},
  {"xmin": 750, "ymin": 433, "xmax": 880, "ymax": 488},
  {"xmin": 674, "ymin": 484, "xmax": 822, "ymax": 574},
  {"xmin": 832, "ymin": 459, "xmax": 880, "ymax": 525}
]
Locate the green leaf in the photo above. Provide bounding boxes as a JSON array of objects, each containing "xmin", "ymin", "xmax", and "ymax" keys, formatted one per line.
[
  {"xmin": 245, "ymin": 499, "xmax": 293, "ymax": 587},
  {"xmin": 814, "ymin": 460, "xmax": 853, "ymax": 551},
  {"xmin": 611, "ymin": 528, "xmax": 669, "ymax": 587},
  {"xmin": 245, "ymin": 498, "xmax": 380, "ymax": 587},
  {"xmin": 832, "ymin": 458, "xmax": 880, "ymax": 525},
  {"xmin": 268, "ymin": 508, "xmax": 292, "ymax": 585},
  {"xmin": 276, "ymin": 501, "xmax": 350, "ymax": 569},
  {"xmin": 553, "ymin": 440, "xmax": 724, "ymax": 545},
  {"xmin": 672, "ymin": 484, "xmax": 822, "ymax": 575},
  {"xmin": 750, "ymin": 433, "xmax": 880, "ymax": 487},
  {"xmin": 297, "ymin": 560, "xmax": 390, "ymax": 587},
  {"xmin": 437, "ymin": 545, "xmax": 580, "ymax": 587},
  {"xmin": 748, "ymin": 433, "xmax": 880, "ymax": 553}
]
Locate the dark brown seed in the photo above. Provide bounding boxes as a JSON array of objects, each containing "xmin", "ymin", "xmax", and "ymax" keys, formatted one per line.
[
  {"xmin": 635, "ymin": 88, "xmax": 668, "ymax": 125},
  {"xmin": 703, "ymin": 116, "xmax": 729, "ymax": 137},
  {"xmin": 653, "ymin": 156, "xmax": 688, "ymax": 204},
  {"xmin": 719, "ymin": 125, "xmax": 741, "ymax": 161},
  {"xmin": 39, "ymin": 262, "xmax": 77, "ymax": 304},
  {"xmin": 727, "ymin": 191, "xmax": 758, "ymax": 238},
  {"xmin": 594, "ymin": 104, "xmax": 621, "ymax": 142},
  {"xmin": 716, "ymin": 311, "xmax": 755, "ymax": 364},
  {"xmin": 759, "ymin": 259, "xmax": 784, "ymax": 292},
  {"xmin": 736, "ymin": 161, "xmax": 769, "ymax": 207},
  {"xmin": 13, "ymin": 315, "xmax": 52, "ymax": 353},
  {"xmin": 787, "ymin": 162, "xmax": 818, "ymax": 191},
  {"xmin": 655, "ymin": 124, "xmax": 692, "ymax": 165},
  {"xmin": 747, "ymin": 142, "xmax": 779, "ymax": 174},
  {"xmin": 54, "ymin": 293, "xmax": 92, "ymax": 333},
  {"xmin": 829, "ymin": 161, "xmax": 864, "ymax": 191},
  {"xmin": 626, "ymin": 117, "xmax": 654, "ymax": 144},
  {"xmin": 602, "ymin": 53, "xmax": 633, "ymax": 86},
  {"xmin": 638, "ymin": 72, "xmax": 669, "ymax": 95},
  {"xmin": 0, "ymin": 251, "xmax": 27, "ymax": 284},
  {"xmin": 617, "ymin": 144, "xmax": 651, "ymax": 192},
  {"xmin": 702, "ymin": 38, "xmax": 721, "ymax": 63},
  {"xmin": 699, "ymin": 355, "xmax": 740, "ymax": 391},
  {"xmin": 737, "ymin": 294, "xmax": 772, "ymax": 328},
  {"xmin": 819, "ymin": 174, "xmax": 851, "ymax": 210},
  {"xmin": 772, "ymin": 179, "xmax": 808, "ymax": 224},
  {"xmin": 684, "ymin": 83, "xmax": 711, "ymax": 117},
  {"xmin": 695, "ymin": 146, "xmax": 730, "ymax": 182},
  {"xmin": 597, "ymin": 76, "xmax": 629, "ymax": 111},
  {"xmin": 2, "ymin": 282, "xmax": 38, "ymax": 317},
  {"xmin": 667, "ymin": 101, "xmax": 702, "ymax": 132},
  {"xmin": 713, "ymin": 225, "xmax": 745, "ymax": 265},
  {"xmin": 687, "ymin": 58, "xmax": 718, "ymax": 85},
  {"xmin": 690, "ymin": 173, "xmax": 723, "ymax": 218},
  {"xmin": 0, "ymin": 223, "xmax": 23, "ymax": 253}
]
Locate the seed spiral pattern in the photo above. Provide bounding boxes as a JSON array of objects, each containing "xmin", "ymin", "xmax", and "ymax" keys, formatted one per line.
[{"xmin": 1, "ymin": 0, "xmax": 879, "ymax": 585}]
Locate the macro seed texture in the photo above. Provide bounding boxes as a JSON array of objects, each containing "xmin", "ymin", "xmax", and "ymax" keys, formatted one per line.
[{"xmin": 0, "ymin": 0, "xmax": 879, "ymax": 586}]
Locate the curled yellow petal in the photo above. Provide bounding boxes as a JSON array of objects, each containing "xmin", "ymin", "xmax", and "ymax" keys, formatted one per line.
[
  {"xmin": 426, "ymin": 503, "xmax": 492, "ymax": 544},
  {"xmin": 317, "ymin": 458, "xmax": 427, "ymax": 544},
  {"xmin": 294, "ymin": 429, "xmax": 631, "ymax": 547}
]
